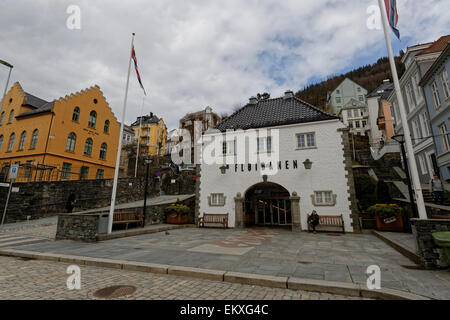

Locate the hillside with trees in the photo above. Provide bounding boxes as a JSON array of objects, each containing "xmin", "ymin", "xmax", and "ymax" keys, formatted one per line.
[{"xmin": 295, "ymin": 55, "xmax": 405, "ymax": 111}]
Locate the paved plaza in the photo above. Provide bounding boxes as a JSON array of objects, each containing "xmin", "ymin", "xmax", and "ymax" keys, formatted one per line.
[
  {"xmin": 0, "ymin": 255, "xmax": 364, "ymax": 300},
  {"xmin": 1, "ymin": 219, "xmax": 449, "ymax": 300}
]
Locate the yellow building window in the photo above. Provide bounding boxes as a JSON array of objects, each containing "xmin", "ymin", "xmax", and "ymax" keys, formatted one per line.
[
  {"xmin": 88, "ymin": 111, "xmax": 97, "ymax": 128},
  {"xmin": 84, "ymin": 138, "xmax": 93, "ymax": 156},
  {"xmin": 30, "ymin": 129, "xmax": 39, "ymax": 150}
]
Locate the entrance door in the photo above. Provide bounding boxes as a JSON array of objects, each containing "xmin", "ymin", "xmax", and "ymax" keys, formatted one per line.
[{"xmin": 255, "ymin": 197, "xmax": 291, "ymax": 226}]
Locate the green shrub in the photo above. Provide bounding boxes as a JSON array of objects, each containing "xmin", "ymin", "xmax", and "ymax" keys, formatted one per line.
[
  {"xmin": 367, "ymin": 204, "xmax": 403, "ymax": 220},
  {"xmin": 354, "ymin": 175, "xmax": 377, "ymax": 210},
  {"xmin": 376, "ymin": 179, "xmax": 392, "ymax": 204},
  {"xmin": 164, "ymin": 201, "xmax": 190, "ymax": 214}
]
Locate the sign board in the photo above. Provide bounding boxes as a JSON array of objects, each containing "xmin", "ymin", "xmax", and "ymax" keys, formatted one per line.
[
  {"xmin": 0, "ymin": 183, "xmax": 10, "ymax": 188},
  {"xmin": 156, "ymin": 171, "xmax": 161, "ymax": 177},
  {"xmin": 171, "ymin": 179, "xmax": 176, "ymax": 184},
  {"xmin": 9, "ymin": 164, "xmax": 19, "ymax": 180},
  {"xmin": 12, "ymin": 187, "xmax": 19, "ymax": 193}
]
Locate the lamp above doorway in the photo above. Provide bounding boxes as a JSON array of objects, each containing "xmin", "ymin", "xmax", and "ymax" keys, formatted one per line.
[
  {"xmin": 303, "ymin": 159, "xmax": 313, "ymax": 170},
  {"xmin": 219, "ymin": 165, "xmax": 229, "ymax": 174}
]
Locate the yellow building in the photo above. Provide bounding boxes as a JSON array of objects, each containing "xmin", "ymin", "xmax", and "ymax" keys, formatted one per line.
[
  {"xmin": 0, "ymin": 82, "xmax": 120, "ymax": 182},
  {"xmin": 131, "ymin": 112, "xmax": 167, "ymax": 156}
]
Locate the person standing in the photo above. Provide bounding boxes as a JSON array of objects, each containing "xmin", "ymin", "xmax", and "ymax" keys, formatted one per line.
[
  {"xmin": 308, "ymin": 210, "xmax": 320, "ymax": 233},
  {"xmin": 430, "ymin": 175, "xmax": 445, "ymax": 205},
  {"xmin": 66, "ymin": 193, "xmax": 77, "ymax": 213}
]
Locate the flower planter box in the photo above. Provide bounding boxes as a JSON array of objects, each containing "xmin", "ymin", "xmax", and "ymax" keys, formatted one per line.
[
  {"xmin": 166, "ymin": 211, "xmax": 189, "ymax": 224},
  {"xmin": 375, "ymin": 213, "xmax": 403, "ymax": 232}
]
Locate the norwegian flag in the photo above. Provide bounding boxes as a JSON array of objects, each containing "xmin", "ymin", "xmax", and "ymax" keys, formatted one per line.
[
  {"xmin": 385, "ymin": 0, "xmax": 400, "ymax": 39},
  {"xmin": 132, "ymin": 45, "xmax": 147, "ymax": 95}
]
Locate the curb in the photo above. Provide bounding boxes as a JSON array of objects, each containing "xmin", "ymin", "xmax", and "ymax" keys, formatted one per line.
[
  {"xmin": 372, "ymin": 231, "xmax": 422, "ymax": 265},
  {"xmin": 0, "ymin": 248, "xmax": 431, "ymax": 300},
  {"xmin": 96, "ymin": 224, "xmax": 195, "ymax": 241}
]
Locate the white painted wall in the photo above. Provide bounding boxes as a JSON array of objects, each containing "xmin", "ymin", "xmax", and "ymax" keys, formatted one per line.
[
  {"xmin": 198, "ymin": 119, "xmax": 354, "ymax": 232},
  {"xmin": 367, "ymin": 96, "xmax": 383, "ymax": 145}
]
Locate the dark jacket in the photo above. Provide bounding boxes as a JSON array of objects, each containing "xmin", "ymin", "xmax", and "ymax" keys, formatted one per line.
[
  {"xmin": 66, "ymin": 194, "xmax": 76, "ymax": 210},
  {"xmin": 308, "ymin": 213, "xmax": 320, "ymax": 224}
]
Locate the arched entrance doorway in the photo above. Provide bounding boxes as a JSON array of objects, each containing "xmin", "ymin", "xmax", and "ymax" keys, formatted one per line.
[{"xmin": 244, "ymin": 182, "xmax": 291, "ymax": 227}]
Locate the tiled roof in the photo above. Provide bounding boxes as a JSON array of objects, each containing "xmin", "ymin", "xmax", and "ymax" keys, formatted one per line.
[
  {"xmin": 23, "ymin": 92, "xmax": 49, "ymax": 109},
  {"xmin": 215, "ymin": 96, "xmax": 338, "ymax": 131},
  {"xmin": 417, "ymin": 35, "xmax": 450, "ymax": 56},
  {"xmin": 131, "ymin": 114, "xmax": 160, "ymax": 127},
  {"xmin": 16, "ymin": 101, "xmax": 54, "ymax": 118},
  {"xmin": 419, "ymin": 42, "xmax": 450, "ymax": 87},
  {"xmin": 367, "ymin": 83, "xmax": 394, "ymax": 100}
]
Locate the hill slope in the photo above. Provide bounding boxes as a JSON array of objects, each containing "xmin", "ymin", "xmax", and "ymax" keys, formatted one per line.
[{"xmin": 295, "ymin": 56, "xmax": 405, "ymax": 111}]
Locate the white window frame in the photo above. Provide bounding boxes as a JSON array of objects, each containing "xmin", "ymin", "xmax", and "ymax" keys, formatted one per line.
[
  {"xmin": 257, "ymin": 136, "xmax": 272, "ymax": 153},
  {"xmin": 412, "ymin": 119, "xmax": 422, "ymax": 141},
  {"xmin": 440, "ymin": 69, "xmax": 450, "ymax": 99},
  {"xmin": 420, "ymin": 112, "xmax": 431, "ymax": 138},
  {"xmin": 296, "ymin": 132, "xmax": 316, "ymax": 150},
  {"xmin": 311, "ymin": 191, "xmax": 336, "ymax": 206},
  {"xmin": 439, "ymin": 123, "xmax": 450, "ymax": 153},
  {"xmin": 412, "ymin": 73, "xmax": 423, "ymax": 103},
  {"xmin": 406, "ymin": 82, "xmax": 415, "ymax": 110},
  {"xmin": 431, "ymin": 80, "xmax": 441, "ymax": 110},
  {"xmin": 208, "ymin": 193, "xmax": 226, "ymax": 206},
  {"xmin": 419, "ymin": 154, "xmax": 428, "ymax": 175},
  {"xmin": 223, "ymin": 139, "xmax": 236, "ymax": 156}
]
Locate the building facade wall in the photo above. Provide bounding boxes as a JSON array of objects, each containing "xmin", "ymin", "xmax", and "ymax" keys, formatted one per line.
[
  {"xmin": 198, "ymin": 120, "xmax": 355, "ymax": 232},
  {"xmin": 329, "ymin": 78, "xmax": 368, "ymax": 115},
  {"xmin": 0, "ymin": 83, "xmax": 120, "ymax": 181},
  {"xmin": 367, "ymin": 96, "xmax": 384, "ymax": 144},
  {"xmin": 133, "ymin": 118, "xmax": 167, "ymax": 157},
  {"xmin": 423, "ymin": 58, "xmax": 450, "ymax": 180},
  {"xmin": 390, "ymin": 50, "xmax": 437, "ymax": 184}
]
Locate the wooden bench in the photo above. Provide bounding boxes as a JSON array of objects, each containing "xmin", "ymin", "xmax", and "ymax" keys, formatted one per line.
[
  {"xmin": 307, "ymin": 214, "xmax": 345, "ymax": 233},
  {"xmin": 198, "ymin": 213, "xmax": 228, "ymax": 229},
  {"xmin": 113, "ymin": 211, "xmax": 144, "ymax": 230}
]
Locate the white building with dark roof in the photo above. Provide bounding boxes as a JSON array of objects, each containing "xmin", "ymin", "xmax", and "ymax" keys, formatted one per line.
[{"xmin": 196, "ymin": 91, "xmax": 359, "ymax": 232}]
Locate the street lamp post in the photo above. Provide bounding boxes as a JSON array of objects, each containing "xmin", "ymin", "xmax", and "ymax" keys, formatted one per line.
[
  {"xmin": 143, "ymin": 157, "xmax": 153, "ymax": 227},
  {"xmin": 393, "ymin": 134, "xmax": 418, "ymax": 230},
  {"xmin": 0, "ymin": 59, "xmax": 13, "ymax": 114}
]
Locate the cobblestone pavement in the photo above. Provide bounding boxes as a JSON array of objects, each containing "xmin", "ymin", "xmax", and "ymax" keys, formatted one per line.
[
  {"xmin": 0, "ymin": 256, "xmax": 366, "ymax": 300},
  {"xmin": 2, "ymin": 221, "xmax": 449, "ymax": 299}
]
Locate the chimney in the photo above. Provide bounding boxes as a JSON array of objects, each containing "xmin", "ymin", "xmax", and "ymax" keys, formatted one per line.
[
  {"xmin": 383, "ymin": 79, "xmax": 390, "ymax": 84},
  {"xmin": 249, "ymin": 96, "xmax": 258, "ymax": 105},
  {"xmin": 284, "ymin": 90, "xmax": 294, "ymax": 100}
]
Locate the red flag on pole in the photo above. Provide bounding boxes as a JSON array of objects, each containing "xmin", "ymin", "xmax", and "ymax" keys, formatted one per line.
[{"xmin": 132, "ymin": 45, "xmax": 147, "ymax": 96}]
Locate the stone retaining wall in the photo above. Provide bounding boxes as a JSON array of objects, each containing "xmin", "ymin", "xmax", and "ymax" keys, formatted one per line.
[
  {"xmin": 55, "ymin": 196, "xmax": 195, "ymax": 242},
  {"xmin": 55, "ymin": 213, "xmax": 100, "ymax": 242},
  {"xmin": 0, "ymin": 170, "xmax": 196, "ymax": 223},
  {"xmin": 411, "ymin": 218, "xmax": 450, "ymax": 269},
  {"xmin": 0, "ymin": 177, "xmax": 160, "ymax": 223}
]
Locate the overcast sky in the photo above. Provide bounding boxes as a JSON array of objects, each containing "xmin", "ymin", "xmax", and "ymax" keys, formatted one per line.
[{"xmin": 0, "ymin": 0, "xmax": 449, "ymax": 129}]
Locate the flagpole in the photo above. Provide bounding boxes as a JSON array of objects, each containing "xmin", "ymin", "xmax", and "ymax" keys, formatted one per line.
[
  {"xmin": 135, "ymin": 97, "xmax": 145, "ymax": 178},
  {"xmin": 108, "ymin": 33, "xmax": 135, "ymax": 234},
  {"xmin": 378, "ymin": 0, "xmax": 427, "ymax": 219}
]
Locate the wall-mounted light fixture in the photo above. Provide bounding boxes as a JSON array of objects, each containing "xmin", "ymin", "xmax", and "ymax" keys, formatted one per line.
[
  {"xmin": 303, "ymin": 159, "xmax": 313, "ymax": 170},
  {"xmin": 219, "ymin": 165, "xmax": 229, "ymax": 174}
]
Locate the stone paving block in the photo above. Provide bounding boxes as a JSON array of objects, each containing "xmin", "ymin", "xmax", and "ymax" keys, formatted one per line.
[
  {"xmin": 359, "ymin": 287, "xmax": 430, "ymax": 300},
  {"xmin": 0, "ymin": 249, "xmax": 35, "ymax": 259},
  {"xmin": 82, "ymin": 257, "xmax": 124, "ymax": 269},
  {"xmin": 57, "ymin": 254, "xmax": 88, "ymax": 265},
  {"xmin": 30, "ymin": 252, "xmax": 61, "ymax": 262},
  {"xmin": 168, "ymin": 266, "xmax": 225, "ymax": 281},
  {"xmin": 224, "ymin": 271, "xmax": 288, "ymax": 289},
  {"xmin": 288, "ymin": 277, "xmax": 361, "ymax": 297},
  {"xmin": 122, "ymin": 261, "xmax": 169, "ymax": 274}
]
